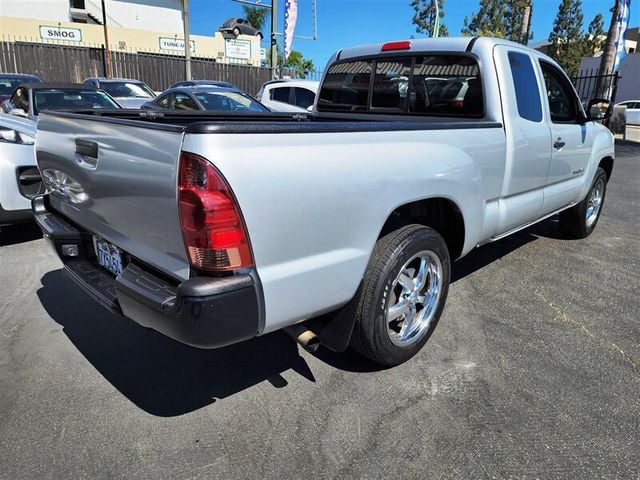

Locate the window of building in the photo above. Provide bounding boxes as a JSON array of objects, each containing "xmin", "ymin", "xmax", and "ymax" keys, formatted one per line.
[
  {"xmin": 540, "ymin": 61, "xmax": 578, "ymax": 123},
  {"xmin": 507, "ymin": 51, "xmax": 542, "ymax": 122}
]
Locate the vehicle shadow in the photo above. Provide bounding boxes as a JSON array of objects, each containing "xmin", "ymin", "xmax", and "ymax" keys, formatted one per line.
[
  {"xmin": 0, "ymin": 221, "xmax": 42, "ymax": 246},
  {"xmin": 37, "ymin": 217, "xmax": 565, "ymax": 413},
  {"xmin": 37, "ymin": 270, "xmax": 315, "ymax": 417}
]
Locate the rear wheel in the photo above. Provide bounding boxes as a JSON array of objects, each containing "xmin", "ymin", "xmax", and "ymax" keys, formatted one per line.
[
  {"xmin": 559, "ymin": 167, "xmax": 607, "ymax": 238},
  {"xmin": 350, "ymin": 225, "xmax": 450, "ymax": 367}
]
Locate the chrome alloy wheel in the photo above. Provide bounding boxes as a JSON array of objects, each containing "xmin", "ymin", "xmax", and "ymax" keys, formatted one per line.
[
  {"xmin": 386, "ymin": 250, "xmax": 443, "ymax": 347},
  {"xmin": 586, "ymin": 177, "xmax": 605, "ymax": 228}
]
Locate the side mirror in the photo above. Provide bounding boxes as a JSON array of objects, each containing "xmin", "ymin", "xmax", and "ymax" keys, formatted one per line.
[{"xmin": 586, "ymin": 98, "xmax": 612, "ymax": 121}]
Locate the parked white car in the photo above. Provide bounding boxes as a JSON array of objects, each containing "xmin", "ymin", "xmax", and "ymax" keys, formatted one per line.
[
  {"xmin": 0, "ymin": 83, "xmax": 120, "ymax": 227},
  {"xmin": 0, "ymin": 112, "xmax": 40, "ymax": 226},
  {"xmin": 256, "ymin": 79, "xmax": 319, "ymax": 112},
  {"xmin": 83, "ymin": 77, "xmax": 156, "ymax": 108},
  {"xmin": 616, "ymin": 99, "xmax": 640, "ymax": 125}
]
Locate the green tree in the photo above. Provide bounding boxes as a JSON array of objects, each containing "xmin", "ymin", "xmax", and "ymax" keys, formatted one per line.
[
  {"xmin": 411, "ymin": 0, "xmax": 449, "ymax": 37},
  {"xmin": 506, "ymin": 0, "xmax": 533, "ymax": 44},
  {"xmin": 462, "ymin": 0, "xmax": 508, "ymax": 37},
  {"xmin": 283, "ymin": 50, "xmax": 315, "ymax": 78},
  {"xmin": 242, "ymin": 4, "xmax": 269, "ymax": 31},
  {"xmin": 583, "ymin": 13, "xmax": 605, "ymax": 56},
  {"xmin": 264, "ymin": 47, "xmax": 314, "ymax": 78},
  {"xmin": 547, "ymin": 0, "xmax": 585, "ymax": 77}
]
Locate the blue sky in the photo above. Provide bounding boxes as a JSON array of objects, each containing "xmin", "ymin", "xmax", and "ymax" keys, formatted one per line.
[{"xmin": 190, "ymin": 0, "xmax": 634, "ymax": 70}]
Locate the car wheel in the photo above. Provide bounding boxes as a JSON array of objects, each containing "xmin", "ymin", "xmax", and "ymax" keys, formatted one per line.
[
  {"xmin": 257, "ymin": 32, "xmax": 264, "ymax": 40},
  {"xmin": 559, "ymin": 167, "xmax": 607, "ymax": 239},
  {"xmin": 350, "ymin": 224, "xmax": 450, "ymax": 367},
  {"xmin": 233, "ymin": 27, "xmax": 241, "ymax": 36}
]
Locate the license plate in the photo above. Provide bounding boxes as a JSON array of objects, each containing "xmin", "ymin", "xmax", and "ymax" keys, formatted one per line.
[{"xmin": 93, "ymin": 236, "xmax": 124, "ymax": 277}]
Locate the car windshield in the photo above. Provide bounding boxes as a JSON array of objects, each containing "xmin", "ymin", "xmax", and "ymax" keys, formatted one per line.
[
  {"xmin": 33, "ymin": 89, "xmax": 120, "ymax": 115},
  {"xmin": 193, "ymin": 91, "xmax": 268, "ymax": 112},
  {"xmin": 0, "ymin": 76, "xmax": 40, "ymax": 95},
  {"xmin": 100, "ymin": 81, "xmax": 154, "ymax": 98}
]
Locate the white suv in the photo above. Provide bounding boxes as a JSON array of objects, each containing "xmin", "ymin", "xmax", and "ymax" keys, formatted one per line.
[{"xmin": 256, "ymin": 79, "xmax": 319, "ymax": 112}]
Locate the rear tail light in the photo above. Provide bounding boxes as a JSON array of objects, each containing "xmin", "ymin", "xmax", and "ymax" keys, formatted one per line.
[{"xmin": 178, "ymin": 151, "xmax": 253, "ymax": 271}]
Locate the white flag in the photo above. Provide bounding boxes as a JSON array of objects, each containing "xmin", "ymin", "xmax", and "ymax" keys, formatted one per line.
[{"xmin": 284, "ymin": 0, "xmax": 298, "ymax": 59}]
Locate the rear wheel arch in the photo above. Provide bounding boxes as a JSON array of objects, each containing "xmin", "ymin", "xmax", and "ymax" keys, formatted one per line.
[{"xmin": 379, "ymin": 197, "xmax": 466, "ymax": 260}]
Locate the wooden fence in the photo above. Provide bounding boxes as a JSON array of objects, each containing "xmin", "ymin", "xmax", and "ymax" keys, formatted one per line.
[{"xmin": 0, "ymin": 40, "xmax": 278, "ymax": 94}]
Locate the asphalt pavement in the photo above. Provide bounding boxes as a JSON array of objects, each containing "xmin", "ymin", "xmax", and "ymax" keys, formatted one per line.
[{"xmin": 1, "ymin": 140, "xmax": 639, "ymax": 479}]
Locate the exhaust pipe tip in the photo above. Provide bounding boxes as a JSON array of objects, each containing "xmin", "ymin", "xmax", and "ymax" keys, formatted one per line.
[{"xmin": 285, "ymin": 325, "xmax": 320, "ymax": 353}]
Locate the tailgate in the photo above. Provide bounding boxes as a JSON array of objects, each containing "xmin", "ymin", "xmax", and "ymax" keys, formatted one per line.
[{"xmin": 35, "ymin": 113, "xmax": 190, "ymax": 281}]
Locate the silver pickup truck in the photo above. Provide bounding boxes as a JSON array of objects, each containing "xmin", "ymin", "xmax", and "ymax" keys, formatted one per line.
[{"xmin": 33, "ymin": 37, "xmax": 615, "ymax": 366}]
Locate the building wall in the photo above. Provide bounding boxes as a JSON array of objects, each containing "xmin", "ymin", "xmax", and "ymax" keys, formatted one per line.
[
  {"xmin": 0, "ymin": 16, "xmax": 263, "ymax": 66},
  {"xmin": 83, "ymin": 0, "xmax": 184, "ymax": 33},
  {"xmin": 0, "ymin": 0, "xmax": 184, "ymax": 32}
]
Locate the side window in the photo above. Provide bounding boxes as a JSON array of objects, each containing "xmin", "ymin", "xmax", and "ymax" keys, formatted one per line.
[
  {"xmin": 11, "ymin": 88, "xmax": 29, "ymax": 112},
  {"xmin": 156, "ymin": 93, "xmax": 171, "ymax": 108},
  {"xmin": 371, "ymin": 58, "xmax": 412, "ymax": 110},
  {"xmin": 507, "ymin": 52, "xmax": 542, "ymax": 122},
  {"xmin": 293, "ymin": 87, "xmax": 315, "ymax": 108},
  {"xmin": 317, "ymin": 60, "xmax": 373, "ymax": 112},
  {"xmin": 271, "ymin": 87, "xmax": 292, "ymax": 103},
  {"xmin": 174, "ymin": 93, "xmax": 198, "ymax": 111},
  {"xmin": 540, "ymin": 62, "xmax": 578, "ymax": 123}
]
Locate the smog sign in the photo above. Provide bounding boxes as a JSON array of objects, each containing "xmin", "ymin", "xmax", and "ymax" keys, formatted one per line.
[
  {"xmin": 159, "ymin": 37, "xmax": 195, "ymax": 53},
  {"xmin": 225, "ymin": 39, "xmax": 251, "ymax": 60},
  {"xmin": 39, "ymin": 26, "xmax": 82, "ymax": 42}
]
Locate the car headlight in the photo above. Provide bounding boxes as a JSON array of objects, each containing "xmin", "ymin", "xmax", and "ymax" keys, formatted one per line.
[{"xmin": 0, "ymin": 127, "xmax": 35, "ymax": 145}]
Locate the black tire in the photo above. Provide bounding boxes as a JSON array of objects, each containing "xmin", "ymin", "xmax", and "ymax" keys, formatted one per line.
[
  {"xmin": 559, "ymin": 167, "xmax": 607, "ymax": 239},
  {"xmin": 350, "ymin": 225, "xmax": 450, "ymax": 367},
  {"xmin": 233, "ymin": 27, "xmax": 241, "ymax": 36}
]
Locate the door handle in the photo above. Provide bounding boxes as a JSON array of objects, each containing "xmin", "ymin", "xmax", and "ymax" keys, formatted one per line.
[
  {"xmin": 75, "ymin": 139, "xmax": 98, "ymax": 169},
  {"xmin": 553, "ymin": 138, "xmax": 566, "ymax": 149}
]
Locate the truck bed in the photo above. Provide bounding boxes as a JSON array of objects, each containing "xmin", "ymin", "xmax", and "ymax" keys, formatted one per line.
[{"xmin": 44, "ymin": 109, "xmax": 503, "ymax": 134}]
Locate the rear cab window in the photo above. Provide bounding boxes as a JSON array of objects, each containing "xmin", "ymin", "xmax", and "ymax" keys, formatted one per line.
[{"xmin": 317, "ymin": 54, "xmax": 483, "ymax": 117}]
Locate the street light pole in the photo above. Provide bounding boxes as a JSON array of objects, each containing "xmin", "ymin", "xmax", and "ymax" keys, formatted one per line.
[
  {"xmin": 271, "ymin": 0, "xmax": 278, "ymax": 79},
  {"xmin": 101, "ymin": 0, "xmax": 112, "ymax": 78},
  {"xmin": 183, "ymin": 0, "xmax": 192, "ymax": 80}
]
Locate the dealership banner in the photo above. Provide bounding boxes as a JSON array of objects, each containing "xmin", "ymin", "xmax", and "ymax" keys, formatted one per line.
[
  {"xmin": 613, "ymin": 0, "xmax": 631, "ymax": 72},
  {"xmin": 284, "ymin": 0, "xmax": 298, "ymax": 59}
]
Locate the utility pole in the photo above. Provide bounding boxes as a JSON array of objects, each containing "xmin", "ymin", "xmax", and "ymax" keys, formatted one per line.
[
  {"xmin": 101, "ymin": 0, "xmax": 112, "ymax": 77},
  {"xmin": 271, "ymin": 0, "xmax": 278, "ymax": 79},
  {"xmin": 183, "ymin": 0, "xmax": 192, "ymax": 80}
]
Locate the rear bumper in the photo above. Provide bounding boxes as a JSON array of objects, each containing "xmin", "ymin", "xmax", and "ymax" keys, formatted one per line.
[{"xmin": 33, "ymin": 195, "xmax": 263, "ymax": 349}]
